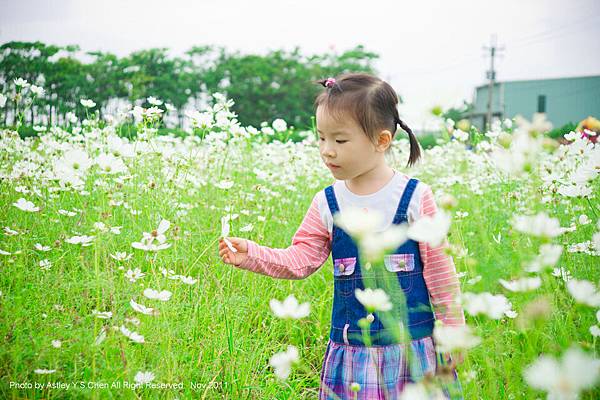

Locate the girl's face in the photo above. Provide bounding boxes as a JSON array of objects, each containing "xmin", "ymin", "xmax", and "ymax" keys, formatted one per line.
[{"xmin": 316, "ymin": 105, "xmax": 387, "ymax": 180}]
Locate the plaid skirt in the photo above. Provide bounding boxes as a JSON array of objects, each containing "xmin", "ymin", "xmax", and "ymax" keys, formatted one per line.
[{"xmin": 319, "ymin": 335, "xmax": 463, "ymax": 400}]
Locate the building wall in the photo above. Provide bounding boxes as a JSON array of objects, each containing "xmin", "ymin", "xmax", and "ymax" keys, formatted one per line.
[{"xmin": 471, "ymin": 75, "xmax": 600, "ymax": 131}]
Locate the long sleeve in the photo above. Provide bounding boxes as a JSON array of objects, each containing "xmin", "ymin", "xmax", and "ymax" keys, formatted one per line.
[
  {"xmin": 236, "ymin": 193, "xmax": 332, "ymax": 279},
  {"xmin": 418, "ymin": 185, "xmax": 466, "ymax": 326}
]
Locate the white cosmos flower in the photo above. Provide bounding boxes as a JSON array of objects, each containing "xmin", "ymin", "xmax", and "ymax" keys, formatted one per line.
[
  {"xmin": 39, "ymin": 259, "xmax": 52, "ymax": 270},
  {"xmin": 240, "ymin": 223, "xmax": 254, "ymax": 232},
  {"xmin": 92, "ymin": 310, "xmax": 112, "ymax": 319},
  {"xmin": 269, "ymin": 295, "xmax": 310, "ymax": 319},
  {"xmin": 125, "ymin": 267, "xmax": 145, "ymax": 283},
  {"xmin": 147, "ymin": 96, "xmax": 163, "ymax": 106},
  {"xmin": 459, "ymin": 292, "xmax": 514, "ymax": 319},
  {"xmin": 511, "ymin": 212, "xmax": 562, "ymax": 238},
  {"xmin": 269, "ymin": 345, "xmax": 300, "ymax": 380},
  {"xmin": 96, "ymin": 153, "xmax": 128, "ymax": 174},
  {"xmin": 58, "ymin": 209, "xmax": 77, "ymax": 217},
  {"xmin": 221, "ymin": 216, "xmax": 238, "ymax": 253},
  {"xmin": 14, "ymin": 78, "xmax": 30, "ymax": 88},
  {"xmin": 0, "ymin": 93, "xmax": 6, "ymax": 108},
  {"xmin": 354, "ymin": 288, "xmax": 393, "ymax": 313},
  {"xmin": 176, "ymin": 275, "xmax": 197, "ymax": 285},
  {"xmin": 120, "ymin": 325, "xmax": 145, "ymax": 343},
  {"xmin": 65, "ymin": 235, "xmax": 95, "ymax": 246},
  {"xmin": 433, "ymin": 323, "xmax": 481, "ymax": 353},
  {"xmin": 130, "ymin": 299, "xmax": 156, "ymax": 315},
  {"xmin": 34, "ymin": 243, "xmax": 52, "ymax": 252},
  {"xmin": 13, "ymin": 198, "xmax": 40, "ymax": 212},
  {"xmin": 109, "ymin": 252, "xmax": 132, "ymax": 261},
  {"xmin": 30, "ymin": 85, "xmax": 44, "ymax": 96},
  {"xmin": 131, "ymin": 219, "xmax": 171, "ymax": 251},
  {"xmin": 360, "ymin": 225, "xmax": 408, "ymax": 261},
  {"xmin": 34, "ymin": 369, "xmax": 56, "ymax": 374},
  {"xmin": 215, "ymin": 180, "xmax": 234, "ymax": 190},
  {"xmin": 525, "ymin": 244, "xmax": 563, "ymax": 272},
  {"xmin": 4, "ymin": 226, "xmax": 19, "ymax": 236},
  {"xmin": 143, "ymin": 288, "xmax": 172, "ymax": 301},
  {"xmin": 135, "ymin": 371, "xmax": 155, "ymax": 385},
  {"xmin": 80, "ymin": 99, "xmax": 96, "ymax": 108},
  {"xmin": 499, "ymin": 277, "xmax": 542, "ymax": 292},
  {"xmin": 51, "ymin": 340, "xmax": 61, "ymax": 348},
  {"xmin": 407, "ymin": 209, "xmax": 452, "ymax": 247},
  {"xmin": 333, "ymin": 207, "xmax": 383, "ymax": 238},
  {"xmin": 272, "ymin": 118, "xmax": 287, "ymax": 132},
  {"xmin": 523, "ymin": 346, "xmax": 600, "ymax": 400},
  {"xmin": 566, "ymin": 279, "xmax": 600, "ymax": 307},
  {"xmin": 578, "ymin": 214, "xmax": 591, "ymax": 225}
]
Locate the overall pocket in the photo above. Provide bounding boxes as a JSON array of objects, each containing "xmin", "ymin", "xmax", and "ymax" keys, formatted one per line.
[
  {"xmin": 383, "ymin": 253, "xmax": 415, "ymax": 293},
  {"xmin": 333, "ymin": 257, "xmax": 356, "ymax": 297}
]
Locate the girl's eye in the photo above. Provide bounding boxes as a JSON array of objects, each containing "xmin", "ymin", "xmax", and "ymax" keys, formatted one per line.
[{"xmin": 336, "ymin": 140, "xmax": 347, "ymax": 144}]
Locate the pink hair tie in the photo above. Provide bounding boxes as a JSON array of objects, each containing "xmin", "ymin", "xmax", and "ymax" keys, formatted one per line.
[{"xmin": 325, "ymin": 77, "xmax": 336, "ymax": 88}]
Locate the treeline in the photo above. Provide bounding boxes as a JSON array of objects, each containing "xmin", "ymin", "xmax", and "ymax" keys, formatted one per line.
[{"xmin": 0, "ymin": 41, "xmax": 380, "ymax": 129}]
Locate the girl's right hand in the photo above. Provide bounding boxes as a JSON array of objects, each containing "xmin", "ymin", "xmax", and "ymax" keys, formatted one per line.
[{"xmin": 218, "ymin": 237, "xmax": 249, "ymax": 266}]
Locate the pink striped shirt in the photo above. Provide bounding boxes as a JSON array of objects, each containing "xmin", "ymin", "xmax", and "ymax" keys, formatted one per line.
[{"xmin": 236, "ymin": 180, "xmax": 466, "ymax": 326}]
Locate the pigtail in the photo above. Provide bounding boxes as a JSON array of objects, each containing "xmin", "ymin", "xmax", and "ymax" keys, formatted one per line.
[{"xmin": 396, "ymin": 117, "xmax": 421, "ymax": 167}]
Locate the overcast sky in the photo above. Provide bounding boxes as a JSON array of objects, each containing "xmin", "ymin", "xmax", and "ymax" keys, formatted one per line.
[{"xmin": 1, "ymin": 0, "xmax": 599, "ymax": 130}]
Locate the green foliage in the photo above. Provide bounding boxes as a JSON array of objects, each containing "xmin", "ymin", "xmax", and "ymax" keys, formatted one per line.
[{"xmin": 546, "ymin": 121, "xmax": 577, "ymax": 140}]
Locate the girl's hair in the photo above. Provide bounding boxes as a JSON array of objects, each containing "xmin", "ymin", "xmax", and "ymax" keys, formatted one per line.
[{"xmin": 313, "ymin": 72, "xmax": 421, "ymax": 167}]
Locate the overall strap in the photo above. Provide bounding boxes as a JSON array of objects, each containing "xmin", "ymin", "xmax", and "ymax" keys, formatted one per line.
[
  {"xmin": 324, "ymin": 185, "xmax": 340, "ymax": 216},
  {"xmin": 392, "ymin": 178, "xmax": 419, "ymax": 224}
]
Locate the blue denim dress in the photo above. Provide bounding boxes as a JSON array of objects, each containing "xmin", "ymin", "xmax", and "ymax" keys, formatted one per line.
[{"xmin": 319, "ymin": 178, "xmax": 463, "ymax": 399}]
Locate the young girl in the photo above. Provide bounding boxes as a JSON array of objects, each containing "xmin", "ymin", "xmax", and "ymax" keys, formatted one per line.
[{"xmin": 218, "ymin": 73, "xmax": 466, "ymax": 399}]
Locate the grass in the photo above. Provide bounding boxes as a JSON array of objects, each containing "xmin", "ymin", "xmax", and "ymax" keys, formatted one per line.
[{"xmin": 0, "ymin": 123, "xmax": 599, "ymax": 400}]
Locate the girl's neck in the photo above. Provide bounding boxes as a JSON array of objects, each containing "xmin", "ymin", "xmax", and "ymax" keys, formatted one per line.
[{"xmin": 344, "ymin": 164, "xmax": 395, "ymax": 196}]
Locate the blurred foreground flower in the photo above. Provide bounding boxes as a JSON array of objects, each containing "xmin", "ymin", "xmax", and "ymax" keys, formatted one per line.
[
  {"xmin": 270, "ymin": 295, "xmax": 310, "ymax": 319},
  {"xmin": 269, "ymin": 345, "xmax": 299, "ymax": 380}
]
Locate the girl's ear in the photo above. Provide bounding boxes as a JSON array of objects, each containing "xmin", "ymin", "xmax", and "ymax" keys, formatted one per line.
[{"xmin": 376, "ymin": 130, "xmax": 393, "ymax": 152}]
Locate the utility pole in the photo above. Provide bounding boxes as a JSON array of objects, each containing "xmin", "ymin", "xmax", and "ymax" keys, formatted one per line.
[{"xmin": 483, "ymin": 34, "xmax": 504, "ymax": 130}]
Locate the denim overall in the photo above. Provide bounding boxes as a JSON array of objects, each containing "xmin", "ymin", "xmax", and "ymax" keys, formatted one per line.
[{"xmin": 325, "ymin": 178, "xmax": 435, "ymax": 346}]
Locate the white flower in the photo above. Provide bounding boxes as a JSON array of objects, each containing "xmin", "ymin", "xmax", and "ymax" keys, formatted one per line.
[
  {"xmin": 34, "ymin": 243, "xmax": 51, "ymax": 252},
  {"xmin": 39, "ymin": 259, "xmax": 52, "ymax": 270},
  {"xmin": 130, "ymin": 299, "xmax": 156, "ymax": 315},
  {"xmin": 221, "ymin": 216, "xmax": 238, "ymax": 253},
  {"xmin": 13, "ymin": 198, "xmax": 39, "ymax": 212},
  {"xmin": 109, "ymin": 252, "xmax": 132, "ymax": 261},
  {"xmin": 240, "ymin": 223, "xmax": 254, "ymax": 232},
  {"xmin": 272, "ymin": 118, "xmax": 287, "ymax": 132},
  {"xmin": 120, "ymin": 325, "xmax": 145, "ymax": 343},
  {"xmin": 590, "ymin": 325, "xmax": 600, "ymax": 337},
  {"xmin": 80, "ymin": 99, "xmax": 96, "ymax": 108},
  {"xmin": 14, "ymin": 78, "xmax": 30, "ymax": 88},
  {"xmin": 147, "ymin": 96, "xmax": 163, "ymax": 106},
  {"xmin": 354, "ymin": 288, "xmax": 393, "ymax": 312},
  {"xmin": 360, "ymin": 225, "xmax": 408, "ymax": 261},
  {"xmin": 143, "ymin": 288, "xmax": 172, "ymax": 302},
  {"xmin": 512, "ymin": 212, "xmax": 562, "ymax": 238},
  {"xmin": 65, "ymin": 235, "xmax": 95, "ymax": 247},
  {"xmin": 269, "ymin": 345, "xmax": 299, "ymax": 380},
  {"xmin": 177, "ymin": 275, "xmax": 197, "ymax": 285},
  {"xmin": 125, "ymin": 268, "xmax": 146, "ymax": 283},
  {"xmin": 407, "ymin": 210, "xmax": 452, "ymax": 247},
  {"xmin": 96, "ymin": 153, "xmax": 127, "ymax": 174},
  {"xmin": 4, "ymin": 226, "xmax": 19, "ymax": 236},
  {"xmin": 92, "ymin": 310, "xmax": 112, "ymax": 319},
  {"xmin": 30, "ymin": 85, "xmax": 45, "ymax": 96},
  {"xmin": 453, "ymin": 129, "xmax": 469, "ymax": 142},
  {"xmin": 578, "ymin": 214, "xmax": 591, "ymax": 225},
  {"xmin": 34, "ymin": 369, "xmax": 56, "ymax": 374},
  {"xmin": 134, "ymin": 371, "xmax": 155, "ymax": 385},
  {"xmin": 566, "ymin": 279, "xmax": 600, "ymax": 307},
  {"xmin": 269, "ymin": 295, "xmax": 310, "ymax": 319},
  {"xmin": 58, "ymin": 209, "xmax": 77, "ymax": 217},
  {"xmin": 333, "ymin": 207, "xmax": 383, "ymax": 238},
  {"xmin": 0, "ymin": 93, "xmax": 6, "ymax": 108},
  {"xmin": 552, "ymin": 267, "xmax": 572, "ymax": 282},
  {"xmin": 433, "ymin": 323, "xmax": 481, "ymax": 353},
  {"xmin": 459, "ymin": 292, "xmax": 513, "ymax": 319},
  {"xmin": 525, "ymin": 244, "xmax": 563, "ymax": 273},
  {"xmin": 131, "ymin": 219, "xmax": 171, "ymax": 252},
  {"xmin": 499, "ymin": 277, "xmax": 542, "ymax": 292},
  {"xmin": 215, "ymin": 180, "xmax": 234, "ymax": 190},
  {"xmin": 51, "ymin": 340, "xmax": 61, "ymax": 348},
  {"xmin": 523, "ymin": 346, "xmax": 600, "ymax": 400}
]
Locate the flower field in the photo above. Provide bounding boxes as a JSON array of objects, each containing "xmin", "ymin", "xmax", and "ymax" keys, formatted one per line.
[{"xmin": 1, "ymin": 84, "xmax": 600, "ymax": 399}]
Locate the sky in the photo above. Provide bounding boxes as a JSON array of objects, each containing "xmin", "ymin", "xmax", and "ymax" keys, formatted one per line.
[{"xmin": 1, "ymin": 0, "xmax": 599, "ymax": 130}]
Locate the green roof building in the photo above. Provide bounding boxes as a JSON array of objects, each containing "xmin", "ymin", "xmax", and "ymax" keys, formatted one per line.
[{"xmin": 469, "ymin": 75, "xmax": 600, "ymax": 131}]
